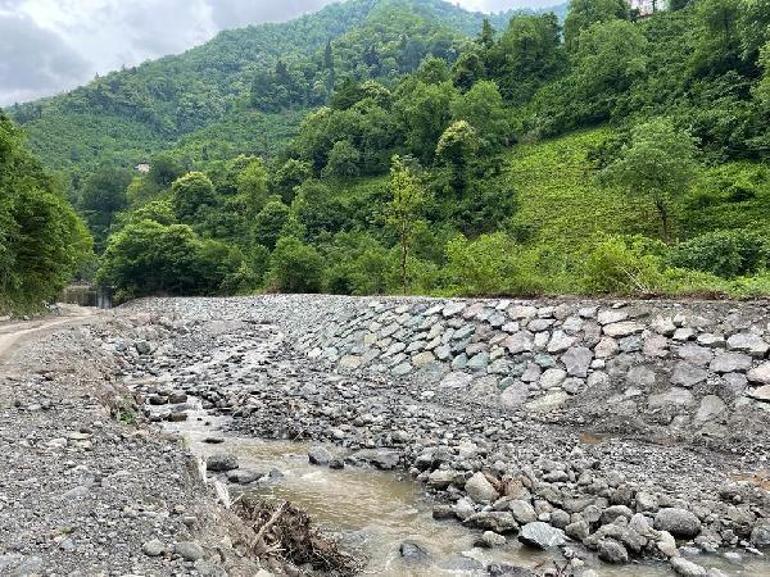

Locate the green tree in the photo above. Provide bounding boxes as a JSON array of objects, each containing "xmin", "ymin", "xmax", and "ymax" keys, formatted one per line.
[
  {"xmin": 451, "ymin": 49, "xmax": 486, "ymax": 93},
  {"xmin": 488, "ymin": 14, "xmax": 564, "ymax": 104},
  {"xmin": 398, "ymin": 81, "xmax": 457, "ymax": 163},
  {"xmin": 451, "ymin": 80, "xmax": 510, "ymax": 153},
  {"xmin": 691, "ymin": 0, "xmax": 742, "ymax": 75},
  {"xmin": 148, "ymin": 154, "xmax": 184, "ymax": 189},
  {"xmin": 478, "ymin": 18, "xmax": 495, "ymax": 49},
  {"xmin": 98, "ymin": 219, "xmax": 242, "ymax": 298},
  {"xmin": 171, "ymin": 172, "xmax": 216, "ymax": 222},
  {"xmin": 0, "ymin": 114, "xmax": 91, "ymax": 311},
  {"xmin": 386, "ymin": 156, "xmax": 426, "ymax": 291},
  {"xmin": 253, "ymin": 198, "xmax": 291, "ymax": 249},
  {"xmin": 571, "ymin": 20, "xmax": 648, "ymax": 123},
  {"xmin": 78, "ymin": 165, "xmax": 133, "ymax": 251},
  {"xmin": 322, "ymin": 140, "xmax": 361, "ymax": 178},
  {"xmin": 236, "ymin": 157, "xmax": 269, "ymax": 216},
  {"xmin": 271, "ymin": 158, "xmax": 312, "ymax": 202},
  {"xmin": 435, "ymin": 120, "xmax": 481, "ymax": 195},
  {"xmin": 604, "ymin": 118, "xmax": 699, "ymax": 242},
  {"xmin": 268, "ymin": 236, "xmax": 324, "ymax": 293},
  {"xmin": 564, "ymin": 0, "xmax": 629, "ymax": 52}
]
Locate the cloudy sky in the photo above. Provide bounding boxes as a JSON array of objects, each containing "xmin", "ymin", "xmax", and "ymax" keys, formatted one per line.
[{"xmin": 0, "ymin": 0, "xmax": 555, "ymax": 106}]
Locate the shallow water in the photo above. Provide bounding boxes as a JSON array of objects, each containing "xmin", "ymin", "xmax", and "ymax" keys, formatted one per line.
[{"xmin": 166, "ymin": 408, "xmax": 768, "ymax": 577}]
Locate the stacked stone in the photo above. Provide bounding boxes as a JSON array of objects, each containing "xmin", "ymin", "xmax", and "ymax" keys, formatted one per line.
[{"xmin": 298, "ymin": 299, "xmax": 770, "ymax": 421}]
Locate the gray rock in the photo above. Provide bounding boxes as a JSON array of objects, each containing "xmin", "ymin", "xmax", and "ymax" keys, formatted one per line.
[
  {"xmin": 709, "ymin": 352, "xmax": 752, "ymax": 373},
  {"xmin": 142, "ymin": 539, "xmax": 165, "ymax": 557},
  {"xmin": 465, "ymin": 471, "xmax": 499, "ymax": 503},
  {"xmin": 562, "ymin": 347, "xmax": 593, "ymax": 377},
  {"xmin": 565, "ymin": 520, "xmax": 590, "ymax": 541},
  {"xmin": 206, "ymin": 453, "xmax": 238, "ymax": 472},
  {"xmin": 518, "ymin": 521, "xmax": 566, "ymax": 549},
  {"xmin": 727, "ymin": 333, "xmax": 769, "ymax": 357},
  {"xmin": 603, "ymin": 322, "xmax": 644, "ymax": 338},
  {"xmin": 349, "ymin": 448, "xmax": 399, "ymax": 470},
  {"xmin": 540, "ymin": 368, "xmax": 567, "ymax": 389},
  {"xmin": 747, "ymin": 362, "xmax": 770, "ymax": 385},
  {"xmin": 509, "ymin": 500, "xmax": 537, "ymax": 524},
  {"xmin": 749, "ymin": 384, "xmax": 770, "ymax": 402},
  {"xmin": 597, "ymin": 539, "xmax": 629, "ymax": 564},
  {"xmin": 670, "ymin": 362, "xmax": 708, "ymax": 388},
  {"xmin": 670, "ymin": 557, "xmax": 707, "ymax": 577},
  {"xmin": 465, "ymin": 511, "xmax": 518, "ymax": 533},
  {"xmin": 598, "ymin": 309, "xmax": 629, "ymax": 325},
  {"xmin": 487, "ymin": 564, "xmax": 537, "ymax": 577},
  {"xmin": 477, "ymin": 531, "xmax": 507, "ymax": 548},
  {"xmin": 308, "ymin": 445, "xmax": 332, "ymax": 466},
  {"xmin": 694, "ymin": 395, "xmax": 726, "ymax": 422},
  {"xmin": 648, "ymin": 388, "xmax": 695, "ymax": 409},
  {"xmin": 399, "ymin": 541, "xmax": 430, "ymax": 564},
  {"xmin": 174, "ymin": 541, "xmax": 204, "ymax": 561},
  {"xmin": 751, "ymin": 521, "xmax": 770, "ymax": 548},
  {"xmin": 654, "ymin": 508, "xmax": 702, "ymax": 539},
  {"xmin": 547, "ymin": 331, "xmax": 575, "ymax": 353}
]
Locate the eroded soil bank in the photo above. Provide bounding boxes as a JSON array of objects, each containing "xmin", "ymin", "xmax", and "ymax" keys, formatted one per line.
[{"xmin": 2, "ymin": 295, "xmax": 770, "ymax": 577}]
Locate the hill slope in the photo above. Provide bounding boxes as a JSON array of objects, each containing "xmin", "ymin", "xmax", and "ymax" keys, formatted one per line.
[{"xmin": 9, "ymin": 0, "xmax": 564, "ymax": 174}]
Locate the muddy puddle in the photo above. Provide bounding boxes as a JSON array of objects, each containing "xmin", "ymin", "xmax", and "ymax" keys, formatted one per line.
[{"xmin": 164, "ymin": 406, "xmax": 768, "ymax": 577}]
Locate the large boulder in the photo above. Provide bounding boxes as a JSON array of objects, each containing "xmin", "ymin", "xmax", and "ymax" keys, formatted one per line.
[
  {"xmin": 518, "ymin": 522, "xmax": 566, "ymax": 549},
  {"xmin": 465, "ymin": 472, "xmax": 499, "ymax": 503},
  {"xmin": 751, "ymin": 521, "xmax": 770, "ymax": 548},
  {"xmin": 597, "ymin": 539, "xmax": 629, "ymax": 564},
  {"xmin": 654, "ymin": 508, "xmax": 701, "ymax": 539},
  {"xmin": 206, "ymin": 453, "xmax": 238, "ymax": 472}
]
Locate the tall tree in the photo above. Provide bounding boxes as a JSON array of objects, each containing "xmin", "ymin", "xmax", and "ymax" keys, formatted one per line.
[
  {"xmin": 604, "ymin": 118, "xmax": 698, "ymax": 242},
  {"xmin": 563, "ymin": 0, "xmax": 629, "ymax": 52},
  {"xmin": 387, "ymin": 156, "xmax": 426, "ymax": 292}
]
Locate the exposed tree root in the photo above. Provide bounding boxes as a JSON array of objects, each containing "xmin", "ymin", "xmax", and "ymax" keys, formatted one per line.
[{"xmin": 234, "ymin": 494, "xmax": 364, "ymax": 576}]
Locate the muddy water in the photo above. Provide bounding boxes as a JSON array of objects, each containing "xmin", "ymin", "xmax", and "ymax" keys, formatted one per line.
[{"xmin": 165, "ymin": 409, "xmax": 767, "ymax": 577}]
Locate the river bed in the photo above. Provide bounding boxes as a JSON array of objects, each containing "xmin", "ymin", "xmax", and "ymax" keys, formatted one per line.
[{"xmin": 162, "ymin": 406, "xmax": 768, "ymax": 577}]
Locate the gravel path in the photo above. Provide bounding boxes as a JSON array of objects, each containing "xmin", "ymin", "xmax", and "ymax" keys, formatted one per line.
[{"xmin": 0, "ymin": 308, "xmax": 264, "ymax": 577}]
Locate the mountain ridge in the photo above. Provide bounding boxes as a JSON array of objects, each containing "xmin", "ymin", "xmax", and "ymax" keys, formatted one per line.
[{"xmin": 8, "ymin": 0, "xmax": 567, "ymax": 174}]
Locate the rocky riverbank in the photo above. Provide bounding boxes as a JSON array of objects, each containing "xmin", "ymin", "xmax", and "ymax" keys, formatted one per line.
[
  {"xmin": 3, "ymin": 295, "xmax": 769, "ymax": 577},
  {"xmin": 110, "ymin": 295, "xmax": 769, "ymax": 577},
  {"xmin": 0, "ymin": 310, "xmax": 266, "ymax": 577}
]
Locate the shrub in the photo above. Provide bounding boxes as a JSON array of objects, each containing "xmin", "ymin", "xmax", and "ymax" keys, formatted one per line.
[
  {"xmin": 443, "ymin": 232, "xmax": 542, "ymax": 296},
  {"xmin": 581, "ymin": 235, "xmax": 666, "ymax": 294},
  {"xmin": 268, "ymin": 236, "xmax": 324, "ymax": 293},
  {"xmin": 668, "ymin": 229, "xmax": 770, "ymax": 278}
]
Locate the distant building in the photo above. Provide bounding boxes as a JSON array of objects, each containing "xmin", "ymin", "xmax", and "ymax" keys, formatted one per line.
[
  {"xmin": 135, "ymin": 163, "xmax": 150, "ymax": 174},
  {"xmin": 630, "ymin": 0, "xmax": 658, "ymax": 16}
]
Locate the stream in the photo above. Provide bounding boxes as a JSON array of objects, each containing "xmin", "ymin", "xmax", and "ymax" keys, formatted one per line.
[{"xmin": 163, "ymin": 405, "xmax": 768, "ymax": 577}]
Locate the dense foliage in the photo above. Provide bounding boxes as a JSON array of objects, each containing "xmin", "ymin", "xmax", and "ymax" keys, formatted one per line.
[
  {"xmin": 0, "ymin": 113, "xmax": 91, "ymax": 313},
  {"xmin": 9, "ymin": 0, "xmax": 770, "ymax": 301}
]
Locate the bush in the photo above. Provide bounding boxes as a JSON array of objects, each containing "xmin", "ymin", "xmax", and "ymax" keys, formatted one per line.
[
  {"xmin": 443, "ymin": 232, "xmax": 542, "ymax": 296},
  {"xmin": 97, "ymin": 219, "xmax": 242, "ymax": 299},
  {"xmin": 268, "ymin": 236, "xmax": 324, "ymax": 293},
  {"xmin": 581, "ymin": 235, "xmax": 666, "ymax": 294},
  {"xmin": 668, "ymin": 229, "xmax": 770, "ymax": 278},
  {"xmin": 321, "ymin": 232, "xmax": 390, "ymax": 295}
]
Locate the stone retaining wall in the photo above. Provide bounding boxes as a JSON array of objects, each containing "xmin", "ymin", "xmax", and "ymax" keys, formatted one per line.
[{"xmin": 291, "ymin": 297, "xmax": 770, "ymax": 441}]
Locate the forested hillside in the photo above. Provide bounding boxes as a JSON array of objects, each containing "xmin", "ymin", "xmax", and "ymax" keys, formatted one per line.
[
  {"xmin": 9, "ymin": 0, "xmax": 538, "ymax": 176},
  {"xmin": 5, "ymin": 0, "xmax": 770, "ymax": 305}
]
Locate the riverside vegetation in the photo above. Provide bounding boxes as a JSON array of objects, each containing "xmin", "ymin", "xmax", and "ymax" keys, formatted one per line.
[{"xmin": 1, "ymin": 0, "xmax": 770, "ymax": 310}]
